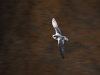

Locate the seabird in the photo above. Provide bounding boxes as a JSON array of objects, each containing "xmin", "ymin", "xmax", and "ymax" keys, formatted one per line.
[{"xmin": 52, "ymin": 18, "xmax": 68, "ymax": 59}]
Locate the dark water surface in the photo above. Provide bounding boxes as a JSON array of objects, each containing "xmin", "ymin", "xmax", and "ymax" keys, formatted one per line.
[{"xmin": 0, "ymin": 0, "xmax": 100, "ymax": 75}]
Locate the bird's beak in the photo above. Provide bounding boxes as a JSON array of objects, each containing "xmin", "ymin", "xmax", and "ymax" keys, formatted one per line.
[{"xmin": 52, "ymin": 37, "xmax": 57, "ymax": 40}]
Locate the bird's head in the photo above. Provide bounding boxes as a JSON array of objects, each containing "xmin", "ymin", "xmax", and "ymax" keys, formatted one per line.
[{"xmin": 52, "ymin": 35, "xmax": 57, "ymax": 40}]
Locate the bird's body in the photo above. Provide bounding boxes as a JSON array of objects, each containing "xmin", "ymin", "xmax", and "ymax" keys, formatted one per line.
[{"xmin": 51, "ymin": 18, "xmax": 68, "ymax": 59}]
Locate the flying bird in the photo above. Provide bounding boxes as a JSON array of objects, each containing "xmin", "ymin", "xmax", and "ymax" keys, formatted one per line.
[{"xmin": 51, "ymin": 18, "xmax": 68, "ymax": 59}]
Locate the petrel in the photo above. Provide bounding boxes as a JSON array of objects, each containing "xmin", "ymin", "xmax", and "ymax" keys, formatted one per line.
[{"xmin": 52, "ymin": 18, "xmax": 68, "ymax": 59}]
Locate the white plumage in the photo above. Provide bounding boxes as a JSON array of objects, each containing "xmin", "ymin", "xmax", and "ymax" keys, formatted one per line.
[
  {"xmin": 52, "ymin": 18, "xmax": 58, "ymax": 28},
  {"xmin": 51, "ymin": 18, "xmax": 68, "ymax": 59}
]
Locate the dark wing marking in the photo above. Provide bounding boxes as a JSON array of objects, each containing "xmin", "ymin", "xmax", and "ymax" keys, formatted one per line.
[
  {"xmin": 58, "ymin": 38, "xmax": 64, "ymax": 59},
  {"xmin": 54, "ymin": 27, "xmax": 61, "ymax": 34}
]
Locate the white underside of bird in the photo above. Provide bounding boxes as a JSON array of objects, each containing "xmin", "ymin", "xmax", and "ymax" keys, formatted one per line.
[{"xmin": 52, "ymin": 18, "xmax": 68, "ymax": 59}]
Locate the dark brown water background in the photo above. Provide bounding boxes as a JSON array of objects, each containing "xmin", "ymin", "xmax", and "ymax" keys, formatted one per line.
[{"xmin": 0, "ymin": 0, "xmax": 100, "ymax": 75}]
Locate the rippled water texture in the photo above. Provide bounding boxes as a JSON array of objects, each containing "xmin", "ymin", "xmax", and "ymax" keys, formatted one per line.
[{"xmin": 0, "ymin": 0, "xmax": 100, "ymax": 75}]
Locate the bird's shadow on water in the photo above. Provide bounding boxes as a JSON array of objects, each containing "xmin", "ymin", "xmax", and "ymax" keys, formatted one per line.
[{"xmin": 65, "ymin": 41, "xmax": 90, "ymax": 53}]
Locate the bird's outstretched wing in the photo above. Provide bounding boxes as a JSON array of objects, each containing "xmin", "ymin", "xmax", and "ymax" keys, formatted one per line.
[
  {"xmin": 52, "ymin": 18, "xmax": 61, "ymax": 34},
  {"xmin": 58, "ymin": 38, "xmax": 64, "ymax": 59}
]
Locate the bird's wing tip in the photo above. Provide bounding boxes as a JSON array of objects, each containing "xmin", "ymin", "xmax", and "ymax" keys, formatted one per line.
[
  {"xmin": 52, "ymin": 18, "xmax": 55, "ymax": 21},
  {"xmin": 52, "ymin": 18, "xmax": 58, "ymax": 26}
]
